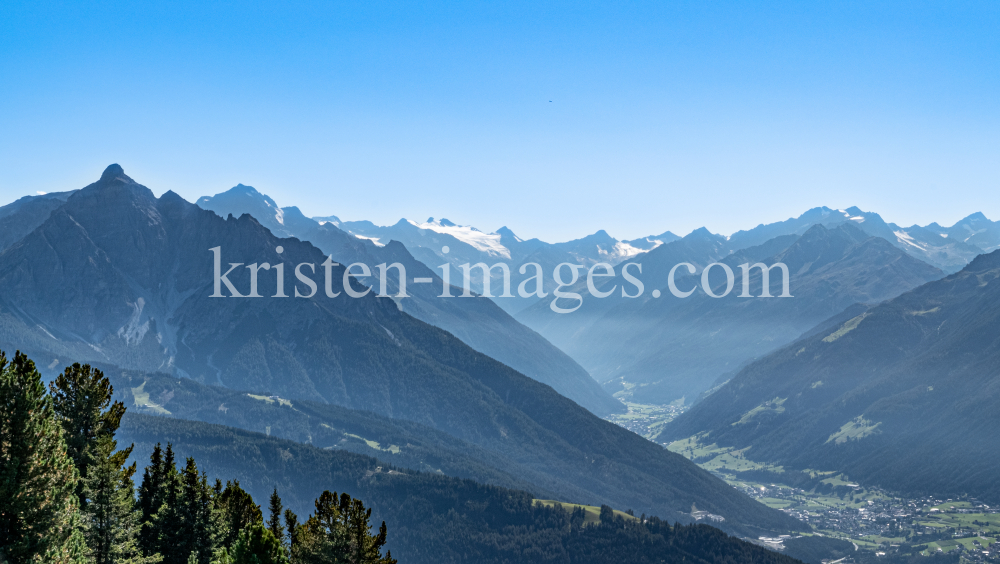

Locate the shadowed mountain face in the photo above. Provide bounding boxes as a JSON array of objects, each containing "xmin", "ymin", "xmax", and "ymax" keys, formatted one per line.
[
  {"xmin": 198, "ymin": 184, "xmax": 623, "ymax": 417},
  {"xmin": 661, "ymin": 249, "xmax": 1000, "ymax": 502},
  {"xmin": 0, "ymin": 190, "xmax": 75, "ymax": 252},
  {"xmin": 0, "ymin": 164, "xmax": 802, "ymax": 536},
  {"xmin": 518, "ymin": 223, "xmax": 943, "ymax": 404}
]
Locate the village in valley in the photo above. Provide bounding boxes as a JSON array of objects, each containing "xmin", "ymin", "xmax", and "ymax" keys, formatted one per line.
[{"xmin": 605, "ymin": 402, "xmax": 1000, "ymax": 562}]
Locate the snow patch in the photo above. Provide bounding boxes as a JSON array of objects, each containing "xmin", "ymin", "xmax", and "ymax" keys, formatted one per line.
[
  {"xmin": 410, "ymin": 219, "xmax": 511, "ymax": 259},
  {"xmin": 354, "ymin": 234, "xmax": 385, "ymax": 247},
  {"xmin": 598, "ymin": 241, "xmax": 644, "ymax": 261},
  {"xmin": 637, "ymin": 237, "xmax": 666, "ymax": 250},
  {"xmin": 894, "ymin": 230, "xmax": 928, "ymax": 251},
  {"xmin": 251, "ymin": 191, "xmax": 284, "ymax": 225}
]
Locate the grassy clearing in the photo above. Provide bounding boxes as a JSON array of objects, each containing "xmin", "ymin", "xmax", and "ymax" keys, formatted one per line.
[
  {"xmin": 318, "ymin": 424, "xmax": 401, "ymax": 454},
  {"xmin": 820, "ymin": 474, "xmax": 860, "ymax": 488},
  {"xmin": 131, "ymin": 381, "xmax": 171, "ymax": 415},
  {"xmin": 825, "ymin": 417, "xmax": 880, "ymax": 444},
  {"xmin": 247, "ymin": 393, "xmax": 293, "ymax": 407},
  {"xmin": 668, "ymin": 434, "xmax": 784, "ymax": 474},
  {"xmin": 533, "ymin": 500, "xmax": 639, "ymax": 525},
  {"xmin": 921, "ymin": 536, "xmax": 995, "ymax": 555},
  {"xmin": 758, "ymin": 497, "xmax": 795, "ymax": 509},
  {"xmin": 733, "ymin": 397, "xmax": 786, "ymax": 426},
  {"xmin": 344, "ymin": 433, "xmax": 401, "ymax": 454},
  {"xmin": 918, "ymin": 509, "xmax": 1000, "ymax": 532},
  {"xmin": 822, "ymin": 314, "xmax": 867, "ymax": 343}
]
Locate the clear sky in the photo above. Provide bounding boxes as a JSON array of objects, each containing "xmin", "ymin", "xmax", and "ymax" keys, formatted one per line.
[{"xmin": 1, "ymin": 1, "xmax": 997, "ymax": 242}]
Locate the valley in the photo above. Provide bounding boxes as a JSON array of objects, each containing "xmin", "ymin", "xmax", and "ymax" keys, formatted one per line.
[
  {"xmin": 666, "ymin": 433, "xmax": 1000, "ymax": 561},
  {"xmin": 602, "ymin": 400, "xmax": 687, "ymax": 439},
  {"xmin": 4, "ymin": 164, "xmax": 1000, "ymax": 564}
]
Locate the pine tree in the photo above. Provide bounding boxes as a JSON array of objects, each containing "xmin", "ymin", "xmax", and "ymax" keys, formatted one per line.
[
  {"xmin": 49, "ymin": 363, "xmax": 127, "ymax": 507},
  {"xmin": 340, "ymin": 494, "xmax": 393, "ymax": 564},
  {"xmin": 83, "ymin": 435, "xmax": 161, "ymax": 564},
  {"xmin": 138, "ymin": 443, "xmax": 168, "ymax": 555},
  {"xmin": 155, "ymin": 457, "xmax": 216, "ymax": 564},
  {"xmin": 267, "ymin": 489, "xmax": 286, "ymax": 542},
  {"xmin": 283, "ymin": 510, "xmax": 299, "ymax": 551},
  {"xmin": 48, "ymin": 362, "xmax": 152, "ymax": 563},
  {"xmin": 229, "ymin": 524, "xmax": 289, "ymax": 564},
  {"xmin": 0, "ymin": 350, "xmax": 89, "ymax": 563},
  {"xmin": 146, "ymin": 444, "xmax": 185, "ymax": 563},
  {"xmin": 215, "ymin": 481, "xmax": 263, "ymax": 549},
  {"xmin": 289, "ymin": 491, "xmax": 394, "ymax": 564}
]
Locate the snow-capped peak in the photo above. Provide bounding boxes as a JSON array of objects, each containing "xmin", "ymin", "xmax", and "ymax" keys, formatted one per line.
[
  {"xmin": 598, "ymin": 241, "xmax": 644, "ymax": 260},
  {"xmin": 409, "ymin": 218, "xmax": 511, "ymax": 258}
]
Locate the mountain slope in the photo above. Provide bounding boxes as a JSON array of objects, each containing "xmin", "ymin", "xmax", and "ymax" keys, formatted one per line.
[
  {"xmin": 197, "ymin": 184, "xmax": 623, "ymax": 416},
  {"xmin": 520, "ymin": 224, "xmax": 943, "ymax": 404},
  {"xmin": 660, "ymin": 249, "xmax": 1000, "ymax": 502},
  {"xmin": 0, "ymin": 164, "xmax": 800, "ymax": 536},
  {"xmin": 0, "ymin": 191, "xmax": 74, "ymax": 252},
  {"xmin": 118, "ymin": 413, "xmax": 803, "ymax": 564}
]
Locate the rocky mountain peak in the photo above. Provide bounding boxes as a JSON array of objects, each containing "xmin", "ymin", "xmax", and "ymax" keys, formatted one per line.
[{"xmin": 99, "ymin": 163, "xmax": 133, "ymax": 184}]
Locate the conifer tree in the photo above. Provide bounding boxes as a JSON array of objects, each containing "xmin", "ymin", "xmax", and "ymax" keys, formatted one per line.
[
  {"xmin": 340, "ymin": 494, "xmax": 393, "ymax": 564},
  {"xmin": 283, "ymin": 510, "xmax": 299, "ymax": 551},
  {"xmin": 83, "ymin": 435, "xmax": 161, "ymax": 564},
  {"xmin": 267, "ymin": 489, "xmax": 286, "ymax": 542},
  {"xmin": 49, "ymin": 363, "xmax": 127, "ymax": 507},
  {"xmin": 48, "ymin": 362, "xmax": 152, "ymax": 563},
  {"xmin": 0, "ymin": 350, "xmax": 89, "ymax": 563},
  {"xmin": 146, "ymin": 444, "xmax": 185, "ymax": 563},
  {"xmin": 229, "ymin": 524, "xmax": 289, "ymax": 564},
  {"xmin": 138, "ymin": 443, "xmax": 167, "ymax": 555},
  {"xmin": 155, "ymin": 457, "xmax": 215, "ymax": 564},
  {"xmin": 289, "ymin": 491, "xmax": 395, "ymax": 564},
  {"xmin": 216, "ymin": 481, "xmax": 263, "ymax": 549}
]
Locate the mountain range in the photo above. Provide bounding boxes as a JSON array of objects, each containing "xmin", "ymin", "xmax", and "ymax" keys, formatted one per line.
[
  {"xmin": 311, "ymin": 214, "xmax": 679, "ymax": 315},
  {"xmin": 230, "ymin": 201, "xmax": 995, "ymax": 406},
  {"xmin": 196, "ymin": 183, "xmax": 622, "ymax": 416},
  {"xmin": 5, "ymin": 163, "xmax": 1000, "ymax": 561},
  {"xmin": 0, "ymin": 164, "xmax": 801, "ymax": 539},
  {"xmin": 517, "ymin": 221, "xmax": 945, "ymax": 403}
]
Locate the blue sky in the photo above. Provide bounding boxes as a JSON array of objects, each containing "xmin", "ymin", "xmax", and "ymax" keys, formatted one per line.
[{"xmin": 1, "ymin": 1, "xmax": 997, "ymax": 242}]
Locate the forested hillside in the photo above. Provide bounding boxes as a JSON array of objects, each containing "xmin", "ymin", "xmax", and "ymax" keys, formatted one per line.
[{"xmin": 120, "ymin": 413, "xmax": 803, "ymax": 564}]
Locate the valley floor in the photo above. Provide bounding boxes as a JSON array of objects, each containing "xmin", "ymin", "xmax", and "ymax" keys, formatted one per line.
[
  {"xmin": 604, "ymin": 408, "xmax": 1000, "ymax": 562},
  {"xmin": 603, "ymin": 400, "xmax": 686, "ymax": 439},
  {"xmin": 662, "ymin": 433, "xmax": 1000, "ymax": 562}
]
